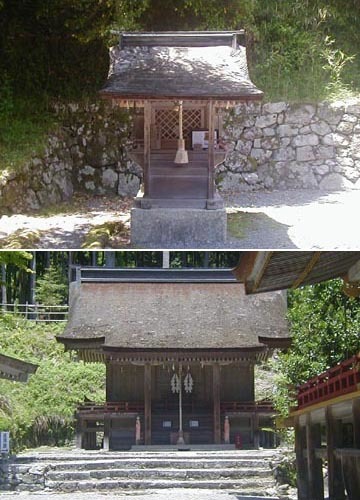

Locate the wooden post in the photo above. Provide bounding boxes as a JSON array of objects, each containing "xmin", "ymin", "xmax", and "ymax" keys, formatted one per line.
[
  {"xmin": 207, "ymin": 100, "xmax": 215, "ymax": 201},
  {"xmin": 144, "ymin": 364, "xmax": 152, "ymax": 445},
  {"xmin": 75, "ymin": 416, "xmax": 83, "ymax": 449},
  {"xmin": 135, "ymin": 416, "xmax": 141, "ymax": 445},
  {"xmin": 224, "ymin": 416, "xmax": 230, "ymax": 444},
  {"xmin": 353, "ymin": 398, "xmax": 360, "ymax": 449},
  {"xmin": 103, "ymin": 414, "xmax": 110, "ymax": 451},
  {"xmin": 143, "ymin": 101, "xmax": 152, "ymax": 197},
  {"xmin": 326, "ymin": 406, "xmax": 345, "ymax": 499},
  {"xmin": 253, "ymin": 412, "xmax": 260, "ymax": 449},
  {"xmin": 213, "ymin": 364, "xmax": 221, "ymax": 444},
  {"xmin": 295, "ymin": 418, "xmax": 309, "ymax": 500},
  {"xmin": 306, "ymin": 414, "xmax": 324, "ymax": 500}
]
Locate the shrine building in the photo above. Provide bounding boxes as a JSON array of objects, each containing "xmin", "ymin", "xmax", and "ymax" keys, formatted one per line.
[
  {"xmin": 235, "ymin": 250, "xmax": 360, "ymax": 500},
  {"xmin": 99, "ymin": 31, "xmax": 262, "ymax": 247},
  {"xmin": 58, "ymin": 266, "xmax": 288, "ymax": 450}
]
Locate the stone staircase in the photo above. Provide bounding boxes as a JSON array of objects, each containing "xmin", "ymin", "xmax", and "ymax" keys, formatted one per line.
[{"xmin": 10, "ymin": 449, "xmax": 282, "ymax": 497}]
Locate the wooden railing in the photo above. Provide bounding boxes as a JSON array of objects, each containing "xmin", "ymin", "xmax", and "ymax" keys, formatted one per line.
[
  {"xmin": 220, "ymin": 400, "xmax": 275, "ymax": 413},
  {"xmin": 0, "ymin": 303, "xmax": 68, "ymax": 322},
  {"xmin": 297, "ymin": 353, "xmax": 360, "ymax": 410},
  {"xmin": 77, "ymin": 401, "xmax": 144, "ymax": 414}
]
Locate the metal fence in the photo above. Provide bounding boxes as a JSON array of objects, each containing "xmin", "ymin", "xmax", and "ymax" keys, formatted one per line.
[{"xmin": 0, "ymin": 303, "xmax": 69, "ymax": 322}]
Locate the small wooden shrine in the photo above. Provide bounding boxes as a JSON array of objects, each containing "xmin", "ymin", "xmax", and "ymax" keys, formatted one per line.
[
  {"xmin": 100, "ymin": 31, "xmax": 262, "ymax": 239},
  {"xmin": 58, "ymin": 267, "xmax": 288, "ymax": 450},
  {"xmin": 100, "ymin": 31, "xmax": 262, "ymax": 209}
]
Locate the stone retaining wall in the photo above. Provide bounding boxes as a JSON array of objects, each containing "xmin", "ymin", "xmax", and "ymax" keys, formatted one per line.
[
  {"xmin": 1, "ymin": 99, "xmax": 359, "ymax": 213},
  {"xmin": 217, "ymin": 99, "xmax": 360, "ymax": 191},
  {"xmin": 0, "ymin": 102, "xmax": 141, "ymax": 213}
]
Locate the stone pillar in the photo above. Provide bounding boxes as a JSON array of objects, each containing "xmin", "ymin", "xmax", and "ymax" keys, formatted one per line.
[
  {"xmin": 224, "ymin": 416, "xmax": 230, "ymax": 444},
  {"xmin": 144, "ymin": 364, "xmax": 152, "ymax": 445},
  {"xmin": 295, "ymin": 418, "xmax": 309, "ymax": 500},
  {"xmin": 75, "ymin": 416, "xmax": 83, "ymax": 449},
  {"xmin": 143, "ymin": 101, "xmax": 152, "ymax": 197},
  {"xmin": 162, "ymin": 251, "xmax": 170, "ymax": 269},
  {"xmin": 213, "ymin": 364, "xmax": 221, "ymax": 444},
  {"xmin": 306, "ymin": 414, "xmax": 324, "ymax": 500},
  {"xmin": 253, "ymin": 412, "xmax": 260, "ymax": 449},
  {"xmin": 326, "ymin": 406, "xmax": 345, "ymax": 499}
]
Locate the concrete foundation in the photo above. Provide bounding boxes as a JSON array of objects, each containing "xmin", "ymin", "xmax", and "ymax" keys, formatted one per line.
[{"xmin": 130, "ymin": 208, "xmax": 227, "ymax": 248}]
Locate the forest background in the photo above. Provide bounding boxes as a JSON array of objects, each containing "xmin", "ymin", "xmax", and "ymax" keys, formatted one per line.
[
  {"xmin": 0, "ymin": 251, "xmax": 360, "ymax": 451},
  {"xmin": 1, "ymin": 0, "xmax": 360, "ymax": 172}
]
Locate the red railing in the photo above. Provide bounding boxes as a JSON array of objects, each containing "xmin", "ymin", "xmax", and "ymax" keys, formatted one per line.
[
  {"xmin": 77, "ymin": 401, "xmax": 144, "ymax": 414},
  {"xmin": 297, "ymin": 353, "xmax": 360, "ymax": 410},
  {"xmin": 220, "ymin": 400, "xmax": 275, "ymax": 413}
]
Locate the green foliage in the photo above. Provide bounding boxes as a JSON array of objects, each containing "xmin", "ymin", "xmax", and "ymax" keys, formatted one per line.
[
  {"xmin": 271, "ymin": 279, "xmax": 360, "ymax": 416},
  {"xmin": 0, "ymin": 251, "xmax": 33, "ymax": 269},
  {"xmin": 0, "ymin": 314, "xmax": 105, "ymax": 450},
  {"xmin": 35, "ymin": 264, "xmax": 68, "ymax": 306}
]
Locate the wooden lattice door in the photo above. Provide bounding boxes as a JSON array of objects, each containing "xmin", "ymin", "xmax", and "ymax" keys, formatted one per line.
[{"xmin": 154, "ymin": 107, "xmax": 204, "ymax": 149}]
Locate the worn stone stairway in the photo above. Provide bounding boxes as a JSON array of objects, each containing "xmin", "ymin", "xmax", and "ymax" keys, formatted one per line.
[{"xmin": 11, "ymin": 449, "xmax": 281, "ymax": 497}]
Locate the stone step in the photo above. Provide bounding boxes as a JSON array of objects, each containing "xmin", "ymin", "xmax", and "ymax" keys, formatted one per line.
[
  {"xmin": 46, "ymin": 467, "xmax": 272, "ymax": 481},
  {"xmin": 45, "ymin": 478, "xmax": 277, "ymax": 492},
  {"xmin": 37, "ymin": 458, "xmax": 271, "ymax": 472}
]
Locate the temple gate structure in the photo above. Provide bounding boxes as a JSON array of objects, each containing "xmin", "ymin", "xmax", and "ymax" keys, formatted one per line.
[
  {"xmin": 100, "ymin": 31, "xmax": 262, "ymax": 247},
  {"xmin": 58, "ymin": 266, "xmax": 288, "ymax": 450},
  {"xmin": 234, "ymin": 250, "xmax": 360, "ymax": 500}
]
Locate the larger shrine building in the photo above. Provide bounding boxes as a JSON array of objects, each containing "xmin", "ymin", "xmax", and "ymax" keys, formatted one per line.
[{"xmin": 58, "ymin": 266, "xmax": 289, "ymax": 450}]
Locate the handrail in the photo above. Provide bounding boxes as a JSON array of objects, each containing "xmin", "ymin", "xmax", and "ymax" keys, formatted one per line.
[
  {"xmin": 297, "ymin": 353, "xmax": 360, "ymax": 409},
  {"xmin": 220, "ymin": 400, "xmax": 275, "ymax": 413},
  {"xmin": 0, "ymin": 303, "xmax": 68, "ymax": 322},
  {"xmin": 77, "ymin": 401, "xmax": 145, "ymax": 414}
]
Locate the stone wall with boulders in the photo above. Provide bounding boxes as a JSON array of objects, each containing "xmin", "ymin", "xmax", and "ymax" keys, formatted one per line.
[
  {"xmin": 217, "ymin": 98, "xmax": 360, "ymax": 191},
  {"xmin": 1, "ymin": 99, "xmax": 359, "ymax": 213},
  {"xmin": 0, "ymin": 102, "xmax": 142, "ymax": 213}
]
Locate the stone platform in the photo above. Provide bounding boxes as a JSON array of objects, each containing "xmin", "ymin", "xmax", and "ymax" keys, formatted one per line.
[{"xmin": 131, "ymin": 207, "xmax": 227, "ymax": 248}]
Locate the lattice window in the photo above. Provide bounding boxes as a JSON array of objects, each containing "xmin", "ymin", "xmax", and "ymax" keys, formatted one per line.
[{"xmin": 156, "ymin": 108, "xmax": 203, "ymax": 141}]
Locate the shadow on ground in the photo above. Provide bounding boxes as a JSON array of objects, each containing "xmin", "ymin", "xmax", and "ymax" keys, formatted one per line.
[{"xmin": 227, "ymin": 212, "xmax": 297, "ymax": 249}]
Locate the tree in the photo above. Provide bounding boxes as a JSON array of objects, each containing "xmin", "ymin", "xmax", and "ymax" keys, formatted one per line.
[{"xmin": 272, "ymin": 279, "xmax": 360, "ymax": 415}]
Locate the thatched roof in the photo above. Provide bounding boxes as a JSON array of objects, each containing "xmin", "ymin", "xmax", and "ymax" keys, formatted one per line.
[
  {"xmin": 100, "ymin": 32, "xmax": 262, "ymax": 100},
  {"xmin": 0, "ymin": 353, "xmax": 38, "ymax": 382},
  {"xmin": 59, "ymin": 282, "xmax": 288, "ymax": 354},
  {"xmin": 234, "ymin": 251, "xmax": 360, "ymax": 294}
]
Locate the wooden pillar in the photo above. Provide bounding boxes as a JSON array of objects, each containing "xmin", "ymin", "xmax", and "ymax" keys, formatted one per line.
[
  {"xmin": 103, "ymin": 414, "xmax": 110, "ymax": 451},
  {"xmin": 306, "ymin": 414, "xmax": 324, "ymax": 500},
  {"xmin": 144, "ymin": 364, "xmax": 152, "ymax": 445},
  {"xmin": 75, "ymin": 416, "xmax": 83, "ymax": 449},
  {"xmin": 253, "ymin": 412, "xmax": 260, "ymax": 449},
  {"xmin": 143, "ymin": 101, "xmax": 152, "ymax": 197},
  {"xmin": 353, "ymin": 398, "xmax": 360, "ymax": 449},
  {"xmin": 213, "ymin": 363, "xmax": 221, "ymax": 444},
  {"xmin": 295, "ymin": 417, "xmax": 308, "ymax": 500},
  {"xmin": 326, "ymin": 406, "xmax": 345, "ymax": 499},
  {"xmin": 207, "ymin": 99, "xmax": 215, "ymax": 201}
]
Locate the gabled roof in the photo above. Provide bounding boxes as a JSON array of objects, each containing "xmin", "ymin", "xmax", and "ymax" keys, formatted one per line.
[
  {"xmin": 58, "ymin": 280, "xmax": 288, "ymax": 356},
  {"xmin": 233, "ymin": 251, "xmax": 360, "ymax": 294},
  {"xmin": 0, "ymin": 353, "xmax": 38, "ymax": 382},
  {"xmin": 100, "ymin": 31, "xmax": 262, "ymax": 101}
]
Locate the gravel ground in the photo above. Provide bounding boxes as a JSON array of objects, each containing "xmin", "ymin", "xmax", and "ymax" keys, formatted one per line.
[{"xmin": 0, "ymin": 188, "xmax": 359, "ymax": 249}]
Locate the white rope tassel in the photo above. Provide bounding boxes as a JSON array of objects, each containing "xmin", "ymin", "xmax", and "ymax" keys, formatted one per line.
[{"xmin": 174, "ymin": 100, "xmax": 189, "ymax": 165}]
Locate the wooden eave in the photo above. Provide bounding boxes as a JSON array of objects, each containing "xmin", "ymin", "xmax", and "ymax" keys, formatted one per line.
[
  {"xmin": 258, "ymin": 336, "xmax": 292, "ymax": 349},
  {"xmin": 233, "ymin": 251, "xmax": 360, "ymax": 294},
  {"xmin": 0, "ymin": 353, "xmax": 38, "ymax": 382},
  {"xmin": 99, "ymin": 91, "xmax": 263, "ymax": 102}
]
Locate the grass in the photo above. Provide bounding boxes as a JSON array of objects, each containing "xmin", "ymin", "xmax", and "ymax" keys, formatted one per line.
[
  {"xmin": 0, "ymin": 229, "xmax": 42, "ymax": 249},
  {"xmin": 0, "ymin": 97, "xmax": 56, "ymax": 173},
  {"xmin": 81, "ymin": 221, "xmax": 129, "ymax": 248}
]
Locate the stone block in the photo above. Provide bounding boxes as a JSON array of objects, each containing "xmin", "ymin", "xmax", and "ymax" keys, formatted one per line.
[
  {"xmin": 262, "ymin": 102, "xmax": 287, "ymax": 114},
  {"xmin": 296, "ymin": 146, "xmax": 315, "ymax": 162},
  {"xmin": 293, "ymin": 133, "xmax": 319, "ymax": 147},
  {"xmin": 131, "ymin": 208, "xmax": 227, "ymax": 248}
]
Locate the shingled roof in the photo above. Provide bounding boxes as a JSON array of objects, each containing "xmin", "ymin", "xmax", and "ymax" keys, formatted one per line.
[
  {"xmin": 59, "ymin": 281, "xmax": 288, "ymax": 355},
  {"xmin": 0, "ymin": 353, "xmax": 38, "ymax": 382},
  {"xmin": 100, "ymin": 31, "xmax": 262, "ymax": 100}
]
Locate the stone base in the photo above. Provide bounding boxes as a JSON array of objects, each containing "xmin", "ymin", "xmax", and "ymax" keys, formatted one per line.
[{"xmin": 131, "ymin": 207, "xmax": 227, "ymax": 248}]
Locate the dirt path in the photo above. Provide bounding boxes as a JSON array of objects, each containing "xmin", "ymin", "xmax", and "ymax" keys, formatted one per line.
[{"xmin": 0, "ymin": 189, "xmax": 359, "ymax": 249}]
